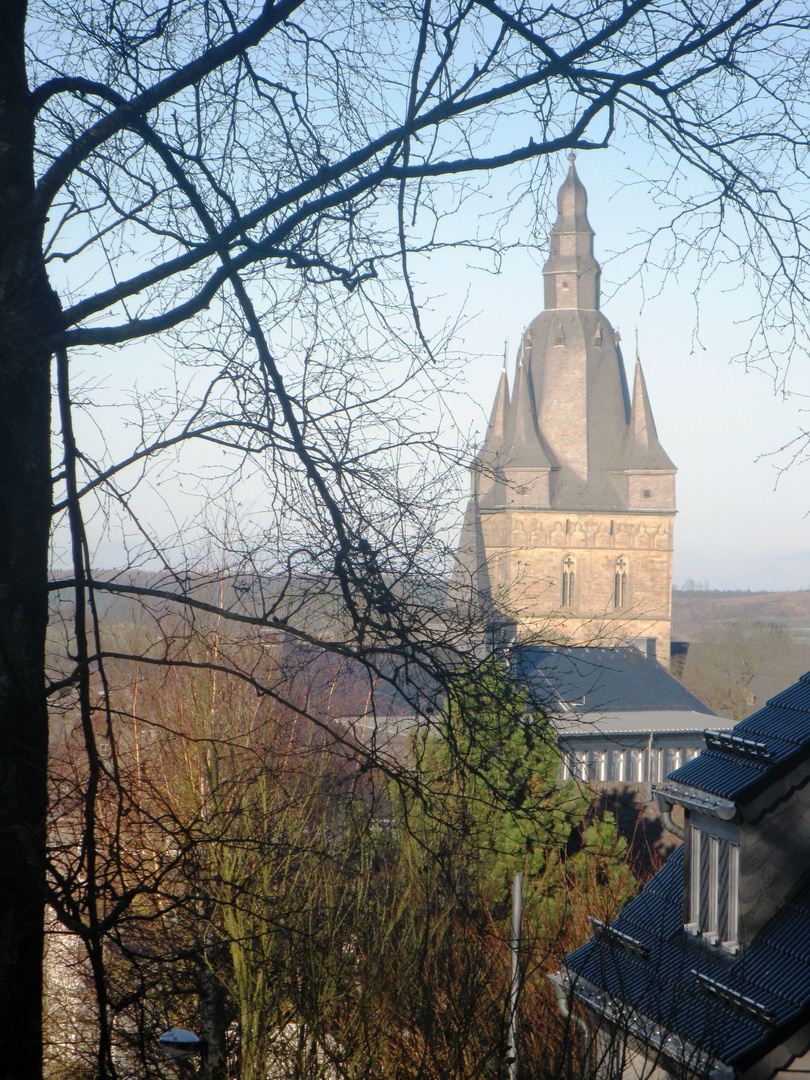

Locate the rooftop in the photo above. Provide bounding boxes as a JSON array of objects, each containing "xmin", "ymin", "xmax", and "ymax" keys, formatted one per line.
[
  {"xmin": 564, "ymin": 846, "xmax": 810, "ymax": 1070},
  {"xmin": 663, "ymin": 670, "xmax": 810, "ymax": 805},
  {"xmin": 513, "ymin": 645, "xmax": 714, "ymax": 716}
]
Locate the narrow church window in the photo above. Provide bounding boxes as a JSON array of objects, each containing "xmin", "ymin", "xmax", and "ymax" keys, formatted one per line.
[
  {"xmin": 609, "ymin": 519, "xmax": 614, "ymax": 536},
  {"xmin": 561, "ymin": 555, "xmax": 575, "ymax": 607},
  {"xmin": 562, "ymin": 280, "xmax": 569, "ymax": 290},
  {"xmin": 565, "ymin": 518, "xmax": 571, "ymax": 533},
  {"xmin": 643, "ymin": 488, "xmax": 652, "ymax": 499},
  {"xmin": 613, "ymin": 556, "xmax": 628, "ymax": 610},
  {"xmin": 555, "ymin": 323, "xmax": 565, "ymax": 346}
]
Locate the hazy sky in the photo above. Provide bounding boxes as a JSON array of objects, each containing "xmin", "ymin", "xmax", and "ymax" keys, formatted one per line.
[
  {"xmin": 65, "ymin": 144, "xmax": 810, "ymax": 594},
  {"xmin": 425, "ymin": 148, "xmax": 810, "ymax": 593}
]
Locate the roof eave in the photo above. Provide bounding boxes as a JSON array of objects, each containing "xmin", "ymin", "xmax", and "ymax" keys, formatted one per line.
[
  {"xmin": 653, "ymin": 779, "xmax": 737, "ymax": 820},
  {"xmin": 550, "ymin": 967, "xmax": 727, "ymax": 1079}
]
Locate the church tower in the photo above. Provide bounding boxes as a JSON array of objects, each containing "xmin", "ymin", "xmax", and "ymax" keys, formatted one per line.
[{"xmin": 458, "ymin": 156, "xmax": 676, "ymax": 661}]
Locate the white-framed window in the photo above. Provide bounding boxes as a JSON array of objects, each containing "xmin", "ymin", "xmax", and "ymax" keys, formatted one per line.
[
  {"xmin": 574, "ymin": 750, "xmax": 588, "ymax": 781},
  {"xmin": 630, "ymin": 749, "xmax": 644, "ymax": 782},
  {"xmin": 559, "ymin": 753, "xmax": 571, "ymax": 782},
  {"xmin": 594, "ymin": 751, "xmax": 607, "ymax": 782},
  {"xmin": 686, "ymin": 825, "xmax": 740, "ymax": 952},
  {"xmin": 667, "ymin": 747, "xmax": 682, "ymax": 774},
  {"xmin": 611, "ymin": 750, "xmax": 625, "ymax": 783}
]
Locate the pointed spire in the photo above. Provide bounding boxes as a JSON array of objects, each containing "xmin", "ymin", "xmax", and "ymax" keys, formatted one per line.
[
  {"xmin": 626, "ymin": 357, "xmax": 676, "ymax": 470},
  {"xmin": 452, "ymin": 493, "xmax": 493, "ymax": 616},
  {"xmin": 481, "ymin": 361, "xmax": 510, "ymax": 460},
  {"xmin": 501, "ymin": 342, "xmax": 554, "ymax": 469},
  {"xmin": 473, "ymin": 352, "xmax": 511, "ymax": 502},
  {"xmin": 542, "ymin": 156, "xmax": 601, "ymax": 311}
]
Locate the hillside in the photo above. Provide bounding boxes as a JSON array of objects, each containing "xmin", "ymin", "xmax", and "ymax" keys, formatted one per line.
[
  {"xmin": 672, "ymin": 588, "xmax": 810, "ymax": 642},
  {"xmin": 672, "ymin": 589, "xmax": 810, "ymax": 719}
]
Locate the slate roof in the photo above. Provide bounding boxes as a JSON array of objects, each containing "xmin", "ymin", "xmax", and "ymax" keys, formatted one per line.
[
  {"xmin": 563, "ymin": 667, "xmax": 810, "ymax": 1073},
  {"xmin": 513, "ymin": 645, "xmax": 715, "ymax": 717},
  {"xmin": 563, "ymin": 846, "xmax": 810, "ymax": 1070},
  {"xmin": 553, "ymin": 710, "xmax": 721, "ymax": 738},
  {"xmin": 662, "ymin": 670, "xmax": 810, "ymax": 806}
]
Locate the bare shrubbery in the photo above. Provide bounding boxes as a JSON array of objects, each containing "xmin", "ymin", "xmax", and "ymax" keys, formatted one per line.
[{"xmin": 45, "ymin": 631, "xmax": 638, "ymax": 1080}]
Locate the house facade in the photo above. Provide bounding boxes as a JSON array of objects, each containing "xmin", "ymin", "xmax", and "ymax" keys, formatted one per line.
[
  {"xmin": 514, "ymin": 643, "xmax": 720, "ymax": 790},
  {"xmin": 553, "ymin": 667, "xmax": 810, "ymax": 1080}
]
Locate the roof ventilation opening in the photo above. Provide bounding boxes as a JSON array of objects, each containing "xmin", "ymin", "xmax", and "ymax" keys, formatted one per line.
[
  {"xmin": 555, "ymin": 323, "xmax": 565, "ymax": 347},
  {"xmin": 704, "ymin": 730, "xmax": 774, "ymax": 763}
]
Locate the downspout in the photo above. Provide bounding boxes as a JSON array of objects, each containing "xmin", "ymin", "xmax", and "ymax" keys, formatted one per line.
[
  {"xmin": 656, "ymin": 793, "xmax": 684, "ymax": 839},
  {"xmin": 551, "ymin": 976, "xmax": 592, "ymax": 1065}
]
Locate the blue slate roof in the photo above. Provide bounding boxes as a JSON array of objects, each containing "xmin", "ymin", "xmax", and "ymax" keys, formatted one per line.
[
  {"xmin": 512, "ymin": 646, "xmax": 714, "ymax": 715},
  {"xmin": 565, "ymin": 847, "xmax": 810, "ymax": 1068},
  {"xmin": 665, "ymin": 671, "xmax": 810, "ymax": 805}
]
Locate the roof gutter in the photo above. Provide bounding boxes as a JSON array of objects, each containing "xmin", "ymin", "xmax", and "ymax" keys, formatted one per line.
[
  {"xmin": 548, "ymin": 970, "xmax": 593, "ymax": 1072},
  {"xmin": 552, "ymin": 968, "xmax": 731, "ymax": 1079},
  {"xmin": 653, "ymin": 780, "xmax": 737, "ymax": 821}
]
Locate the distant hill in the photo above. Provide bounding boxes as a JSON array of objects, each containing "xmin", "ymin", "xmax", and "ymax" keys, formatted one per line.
[
  {"xmin": 672, "ymin": 588, "xmax": 810, "ymax": 643},
  {"xmin": 672, "ymin": 589, "xmax": 810, "ymax": 720}
]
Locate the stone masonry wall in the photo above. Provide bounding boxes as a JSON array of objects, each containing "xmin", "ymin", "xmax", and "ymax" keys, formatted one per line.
[{"xmin": 480, "ymin": 507, "xmax": 675, "ymax": 661}]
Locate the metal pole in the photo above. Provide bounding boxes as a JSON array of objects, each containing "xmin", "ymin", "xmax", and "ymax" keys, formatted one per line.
[{"xmin": 508, "ymin": 872, "xmax": 523, "ymax": 1080}]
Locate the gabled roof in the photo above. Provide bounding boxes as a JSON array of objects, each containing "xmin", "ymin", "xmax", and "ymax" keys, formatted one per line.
[
  {"xmin": 663, "ymin": 671, "xmax": 810, "ymax": 806},
  {"xmin": 513, "ymin": 645, "xmax": 714, "ymax": 716},
  {"xmin": 563, "ymin": 846, "xmax": 810, "ymax": 1072}
]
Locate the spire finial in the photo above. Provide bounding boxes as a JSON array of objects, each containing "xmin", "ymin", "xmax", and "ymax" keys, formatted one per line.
[
  {"xmin": 568, "ymin": 151, "xmax": 576, "ymax": 164},
  {"xmin": 635, "ymin": 325, "xmax": 640, "ymax": 360},
  {"xmin": 503, "ymin": 340, "xmax": 508, "ymax": 371}
]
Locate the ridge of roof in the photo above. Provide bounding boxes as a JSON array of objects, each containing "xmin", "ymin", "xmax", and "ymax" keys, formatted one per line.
[{"xmin": 667, "ymin": 669, "xmax": 810, "ymax": 806}]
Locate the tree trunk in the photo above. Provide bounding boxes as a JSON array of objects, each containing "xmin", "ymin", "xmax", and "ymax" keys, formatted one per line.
[{"xmin": 0, "ymin": 2, "xmax": 60, "ymax": 1076}]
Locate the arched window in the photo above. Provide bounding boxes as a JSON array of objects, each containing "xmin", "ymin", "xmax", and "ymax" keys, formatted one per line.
[
  {"xmin": 561, "ymin": 555, "xmax": 576, "ymax": 607},
  {"xmin": 614, "ymin": 555, "xmax": 628, "ymax": 610}
]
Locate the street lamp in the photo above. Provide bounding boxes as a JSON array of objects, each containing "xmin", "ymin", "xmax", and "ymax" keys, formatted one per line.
[{"xmin": 158, "ymin": 1029, "xmax": 203, "ymax": 1062}]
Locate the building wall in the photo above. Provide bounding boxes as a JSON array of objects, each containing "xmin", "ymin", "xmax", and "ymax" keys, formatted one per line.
[
  {"xmin": 481, "ymin": 507, "xmax": 674, "ymax": 659},
  {"xmin": 739, "ymin": 767, "xmax": 810, "ymax": 945}
]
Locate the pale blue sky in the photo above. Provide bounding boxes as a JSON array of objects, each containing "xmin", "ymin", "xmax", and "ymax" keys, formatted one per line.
[
  {"xmin": 60, "ymin": 147, "xmax": 810, "ymax": 593},
  {"xmin": 421, "ymin": 149, "xmax": 810, "ymax": 592}
]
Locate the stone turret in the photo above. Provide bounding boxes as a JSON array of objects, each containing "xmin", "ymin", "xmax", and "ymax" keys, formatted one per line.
[
  {"xmin": 543, "ymin": 154, "xmax": 601, "ymax": 311},
  {"xmin": 458, "ymin": 157, "xmax": 677, "ymax": 661}
]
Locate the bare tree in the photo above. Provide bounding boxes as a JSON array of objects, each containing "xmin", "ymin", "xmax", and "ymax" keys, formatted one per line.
[{"xmin": 4, "ymin": 1, "xmax": 810, "ymax": 1076}]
